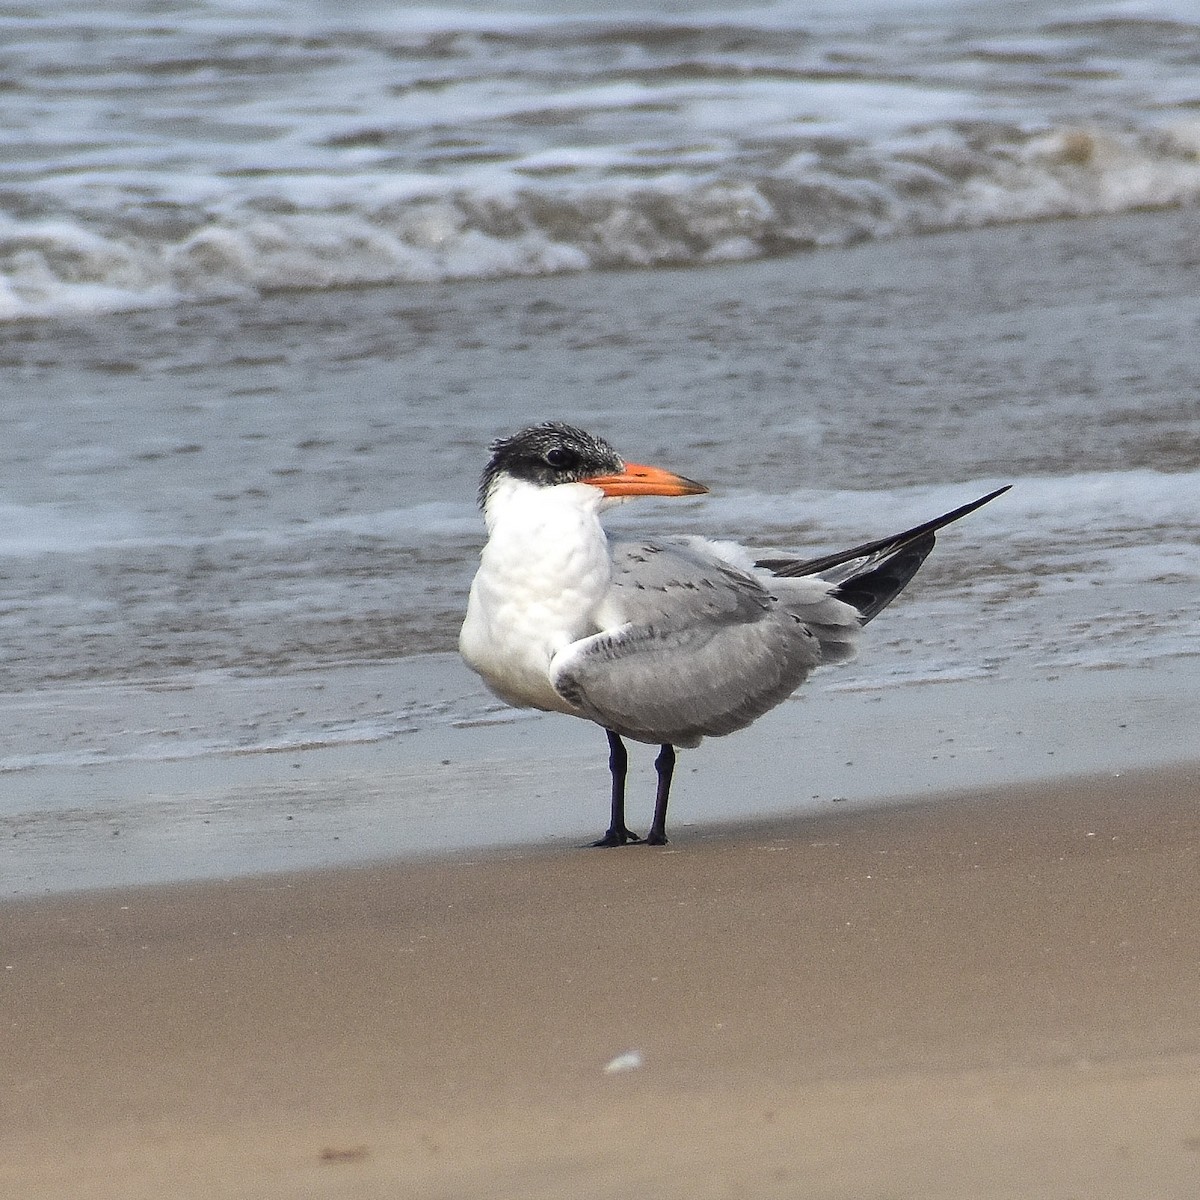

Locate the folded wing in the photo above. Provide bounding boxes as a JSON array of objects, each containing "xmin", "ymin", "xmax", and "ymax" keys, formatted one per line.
[{"xmin": 549, "ymin": 537, "xmax": 859, "ymax": 747}]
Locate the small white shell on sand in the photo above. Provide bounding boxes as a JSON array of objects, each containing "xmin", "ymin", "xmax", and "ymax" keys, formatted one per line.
[{"xmin": 603, "ymin": 1050, "xmax": 643, "ymax": 1074}]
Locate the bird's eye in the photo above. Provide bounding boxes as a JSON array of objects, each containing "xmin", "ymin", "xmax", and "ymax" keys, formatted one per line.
[{"xmin": 543, "ymin": 447, "xmax": 576, "ymax": 469}]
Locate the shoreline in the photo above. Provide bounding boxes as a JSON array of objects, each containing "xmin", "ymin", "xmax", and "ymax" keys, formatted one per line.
[
  {"xmin": 4, "ymin": 651, "xmax": 1198, "ymax": 899},
  {"xmin": 5, "ymin": 760, "xmax": 1199, "ymax": 1198},
  {"xmin": 5, "ymin": 204, "xmax": 1199, "ymax": 902}
]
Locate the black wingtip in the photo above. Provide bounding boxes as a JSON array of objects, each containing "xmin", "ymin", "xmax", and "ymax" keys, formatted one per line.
[
  {"xmin": 756, "ymin": 483, "xmax": 1011, "ymax": 623},
  {"xmin": 831, "ymin": 532, "xmax": 935, "ymax": 623},
  {"xmin": 934, "ymin": 483, "xmax": 1011, "ymax": 524}
]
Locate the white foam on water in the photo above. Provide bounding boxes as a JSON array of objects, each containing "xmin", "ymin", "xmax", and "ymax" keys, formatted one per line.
[
  {"xmin": 638, "ymin": 469, "xmax": 1200, "ymax": 562},
  {"xmin": 7, "ymin": 468, "xmax": 1197, "ymax": 575},
  {"xmin": 5, "ymin": 1, "xmax": 1200, "ymax": 317},
  {"xmin": 0, "ymin": 502, "xmax": 144, "ymax": 557}
]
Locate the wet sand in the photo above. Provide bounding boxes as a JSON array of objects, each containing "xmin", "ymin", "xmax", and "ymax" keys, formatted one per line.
[
  {"xmin": 5, "ymin": 653, "xmax": 1196, "ymax": 899},
  {"xmin": 4, "ymin": 761, "xmax": 1199, "ymax": 1199}
]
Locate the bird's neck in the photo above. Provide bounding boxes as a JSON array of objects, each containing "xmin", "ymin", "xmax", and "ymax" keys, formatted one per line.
[
  {"xmin": 478, "ymin": 477, "xmax": 612, "ymax": 601},
  {"xmin": 482, "ymin": 475, "xmax": 620, "ymax": 534}
]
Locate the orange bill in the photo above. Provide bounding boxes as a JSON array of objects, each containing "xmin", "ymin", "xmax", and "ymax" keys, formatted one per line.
[{"xmin": 586, "ymin": 462, "xmax": 709, "ymax": 498}]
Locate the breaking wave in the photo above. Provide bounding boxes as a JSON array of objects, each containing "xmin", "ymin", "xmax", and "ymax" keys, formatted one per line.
[{"xmin": 6, "ymin": 123, "xmax": 1200, "ymax": 319}]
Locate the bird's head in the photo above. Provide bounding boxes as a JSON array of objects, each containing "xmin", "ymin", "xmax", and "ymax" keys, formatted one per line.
[{"xmin": 478, "ymin": 422, "xmax": 708, "ymax": 512}]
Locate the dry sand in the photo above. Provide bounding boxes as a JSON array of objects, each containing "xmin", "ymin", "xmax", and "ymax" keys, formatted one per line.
[{"xmin": 4, "ymin": 761, "xmax": 1200, "ymax": 1198}]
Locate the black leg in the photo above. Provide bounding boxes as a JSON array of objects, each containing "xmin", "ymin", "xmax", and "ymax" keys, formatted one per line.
[
  {"xmin": 646, "ymin": 743, "xmax": 675, "ymax": 845},
  {"xmin": 591, "ymin": 730, "xmax": 642, "ymax": 846}
]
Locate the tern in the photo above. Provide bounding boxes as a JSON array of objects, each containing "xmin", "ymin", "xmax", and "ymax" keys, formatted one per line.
[{"xmin": 460, "ymin": 423, "xmax": 1008, "ymax": 846}]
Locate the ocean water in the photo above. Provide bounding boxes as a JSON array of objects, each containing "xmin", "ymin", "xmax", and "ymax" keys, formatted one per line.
[
  {"xmin": 1, "ymin": 2, "xmax": 1198, "ymax": 882},
  {"xmin": 3, "ymin": 203, "xmax": 1198, "ymax": 780},
  {"xmin": 4, "ymin": 0, "xmax": 1200, "ymax": 317}
]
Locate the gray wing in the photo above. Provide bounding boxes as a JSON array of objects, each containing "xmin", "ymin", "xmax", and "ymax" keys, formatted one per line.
[{"xmin": 548, "ymin": 537, "xmax": 860, "ymax": 748}]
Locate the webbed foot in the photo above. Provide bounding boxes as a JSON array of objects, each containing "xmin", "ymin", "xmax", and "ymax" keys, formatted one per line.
[{"xmin": 590, "ymin": 826, "xmax": 643, "ymax": 847}]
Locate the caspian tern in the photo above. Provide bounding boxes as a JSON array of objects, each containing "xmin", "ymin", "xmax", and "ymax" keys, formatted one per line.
[{"xmin": 460, "ymin": 422, "xmax": 1008, "ymax": 846}]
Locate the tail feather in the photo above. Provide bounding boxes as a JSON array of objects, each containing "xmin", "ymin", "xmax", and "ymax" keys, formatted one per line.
[{"xmin": 756, "ymin": 485, "xmax": 1010, "ymax": 625}]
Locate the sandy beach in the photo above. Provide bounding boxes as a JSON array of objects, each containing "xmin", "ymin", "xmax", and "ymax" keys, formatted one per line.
[{"xmin": 5, "ymin": 761, "xmax": 1199, "ymax": 1199}]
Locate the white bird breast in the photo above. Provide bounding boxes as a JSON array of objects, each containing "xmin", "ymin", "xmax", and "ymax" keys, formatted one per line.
[{"xmin": 459, "ymin": 477, "xmax": 615, "ymax": 715}]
